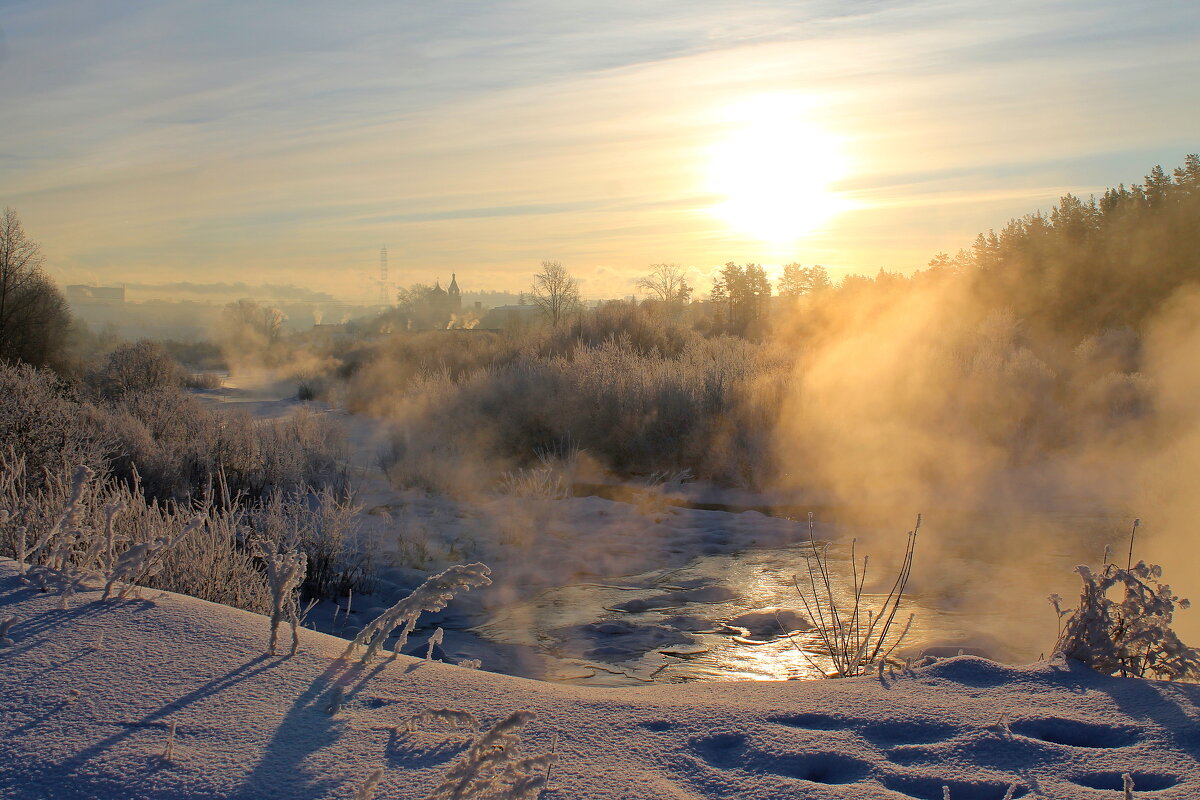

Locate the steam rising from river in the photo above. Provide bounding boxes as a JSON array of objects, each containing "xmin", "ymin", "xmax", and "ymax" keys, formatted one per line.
[{"xmin": 770, "ymin": 275, "xmax": 1200, "ymax": 641}]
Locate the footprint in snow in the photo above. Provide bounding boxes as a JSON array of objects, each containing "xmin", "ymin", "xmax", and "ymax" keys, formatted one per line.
[
  {"xmin": 858, "ymin": 719, "xmax": 959, "ymax": 747},
  {"xmin": 765, "ymin": 712, "xmax": 847, "ymax": 731},
  {"xmin": 1009, "ymin": 717, "xmax": 1142, "ymax": 748},
  {"xmin": 1071, "ymin": 771, "xmax": 1179, "ymax": 791},
  {"xmin": 688, "ymin": 731, "xmax": 872, "ymax": 785},
  {"xmin": 765, "ymin": 712, "xmax": 958, "ymax": 747},
  {"xmin": 637, "ymin": 720, "xmax": 675, "ymax": 732}
]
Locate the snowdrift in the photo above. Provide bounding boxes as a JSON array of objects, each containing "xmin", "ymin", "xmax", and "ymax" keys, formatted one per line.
[{"xmin": 1, "ymin": 559, "xmax": 1198, "ymax": 799}]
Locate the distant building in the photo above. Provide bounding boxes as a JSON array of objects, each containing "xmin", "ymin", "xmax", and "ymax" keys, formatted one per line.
[{"xmin": 423, "ymin": 273, "xmax": 463, "ymax": 321}]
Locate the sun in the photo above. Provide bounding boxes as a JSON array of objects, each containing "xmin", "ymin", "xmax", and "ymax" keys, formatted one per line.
[{"xmin": 706, "ymin": 94, "xmax": 851, "ymax": 245}]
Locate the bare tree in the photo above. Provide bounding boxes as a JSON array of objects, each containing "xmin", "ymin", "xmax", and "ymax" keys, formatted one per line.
[
  {"xmin": 636, "ymin": 263, "xmax": 692, "ymax": 304},
  {"xmin": 530, "ymin": 261, "xmax": 581, "ymax": 326},
  {"xmin": 0, "ymin": 208, "xmax": 71, "ymax": 367}
]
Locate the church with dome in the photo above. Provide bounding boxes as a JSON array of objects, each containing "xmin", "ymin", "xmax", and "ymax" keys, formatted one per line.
[{"xmin": 427, "ymin": 274, "xmax": 462, "ymax": 317}]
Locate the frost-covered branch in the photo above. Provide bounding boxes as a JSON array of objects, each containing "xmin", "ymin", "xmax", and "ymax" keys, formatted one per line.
[
  {"xmin": 425, "ymin": 627, "xmax": 444, "ymax": 660},
  {"xmin": 23, "ymin": 465, "xmax": 92, "ymax": 572},
  {"xmin": 253, "ymin": 538, "xmax": 308, "ymax": 656},
  {"xmin": 785, "ymin": 514, "xmax": 919, "ymax": 677},
  {"xmin": 102, "ymin": 520, "xmax": 200, "ymax": 600},
  {"xmin": 403, "ymin": 707, "xmax": 480, "ymax": 734},
  {"xmin": 342, "ymin": 563, "xmax": 491, "ymax": 664},
  {"xmin": 423, "ymin": 710, "xmax": 557, "ymax": 800},
  {"xmin": 352, "ymin": 769, "xmax": 384, "ymax": 800}
]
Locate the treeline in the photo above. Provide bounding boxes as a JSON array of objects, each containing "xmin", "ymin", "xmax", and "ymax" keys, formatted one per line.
[
  {"xmin": 796, "ymin": 155, "xmax": 1200, "ymax": 342},
  {"xmin": 704, "ymin": 155, "xmax": 1200, "ymax": 343},
  {"xmin": 969, "ymin": 155, "xmax": 1200, "ymax": 339}
]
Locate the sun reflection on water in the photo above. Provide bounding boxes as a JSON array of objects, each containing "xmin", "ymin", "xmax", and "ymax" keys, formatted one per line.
[{"xmin": 474, "ymin": 542, "xmax": 963, "ymax": 687}]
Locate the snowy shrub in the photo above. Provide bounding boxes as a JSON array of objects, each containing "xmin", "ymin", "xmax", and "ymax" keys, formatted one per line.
[
  {"xmin": 254, "ymin": 407, "xmax": 349, "ymax": 496},
  {"xmin": 95, "ymin": 393, "xmax": 349, "ymax": 502},
  {"xmin": 0, "ymin": 363, "xmax": 106, "ymax": 492},
  {"xmin": 355, "ymin": 330, "xmax": 788, "ymax": 489},
  {"xmin": 783, "ymin": 513, "xmax": 918, "ymax": 677},
  {"xmin": 183, "ymin": 371, "xmax": 224, "ymax": 390},
  {"xmin": 2, "ymin": 443, "xmax": 374, "ymax": 614},
  {"xmin": 0, "ymin": 453, "xmax": 273, "ymax": 613},
  {"xmin": 495, "ymin": 442, "xmax": 584, "ymax": 499},
  {"xmin": 253, "ymin": 538, "xmax": 307, "ymax": 656},
  {"xmin": 1, "ymin": 360, "xmax": 349, "ymax": 505},
  {"xmin": 20, "ymin": 464, "xmax": 91, "ymax": 574},
  {"xmin": 1051, "ymin": 553, "xmax": 1200, "ymax": 680},
  {"xmin": 161, "ymin": 720, "xmax": 178, "ymax": 762},
  {"xmin": 251, "ymin": 488, "xmax": 372, "ymax": 600},
  {"xmin": 342, "ymin": 563, "xmax": 492, "ymax": 664},
  {"xmin": 496, "ymin": 467, "xmax": 569, "ymax": 499},
  {"xmin": 17, "ymin": 465, "xmax": 103, "ymax": 604},
  {"xmin": 422, "ymin": 710, "xmax": 557, "ymax": 800},
  {"xmin": 88, "ymin": 340, "xmax": 183, "ymax": 401},
  {"xmin": 324, "ymin": 686, "xmax": 344, "ymax": 715}
]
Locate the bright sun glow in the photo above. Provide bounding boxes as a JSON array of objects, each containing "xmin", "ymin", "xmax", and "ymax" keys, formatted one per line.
[{"xmin": 706, "ymin": 94, "xmax": 852, "ymax": 245}]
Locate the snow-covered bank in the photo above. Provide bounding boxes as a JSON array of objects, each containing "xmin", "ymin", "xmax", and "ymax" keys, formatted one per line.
[{"xmin": 1, "ymin": 560, "xmax": 1197, "ymax": 799}]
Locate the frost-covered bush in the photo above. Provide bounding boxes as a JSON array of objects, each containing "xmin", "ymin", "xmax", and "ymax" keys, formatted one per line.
[
  {"xmin": 1052, "ymin": 556, "xmax": 1200, "ymax": 680},
  {"xmin": 343, "ymin": 563, "xmax": 492, "ymax": 664},
  {"xmin": 351, "ymin": 770, "xmax": 384, "ymax": 800},
  {"xmin": 495, "ymin": 445, "xmax": 583, "ymax": 499},
  {"xmin": 248, "ymin": 488, "xmax": 372, "ymax": 600},
  {"xmin": 1, "ymin": 360, "xmax": 349, "ymax": 504},
  {"xmin": 369, "ymin": 333, "xmax": 789, "ymax": 490},
  {"xmin": 425, "ymin": 627, "xmax": 444, "ymax": 660},
  {"xmin": 542, "ymin": 300, "xmax": 693, "ymax": 358},
  {"xmin": 96, "ymin": 393, "xmax": 348, "ymax": 502},
  {"xmin": 183, "ymin": 371, "xmax": 224, "ymax": 390},
  {"xmin": 254, "ymin": 407, "xmax": 349, "ymax": 496},
  {"xmin": 1, "ymin": 451, "xmax": 370, "ymax": 617},
  {"xmin": 496, "ymin": 467, "xmax": 570, "ymax": 499},
  {"xmin": 0, "ymin": 453, "xmax": 272, "ymax": 612},
  {"xmin": 0, "ymin": 363, "xmax": 106, "ymax": 490},
  {"xmin": 404, "ymin": 707, "xmax": 480, "ymax": 734},
  {"xmin": 3, "ymin": 458, "xmax": 201, "ymax": 604},
  {"xmin": 88, "ymin": 340, "xmax": 183, "ymax": 401}
]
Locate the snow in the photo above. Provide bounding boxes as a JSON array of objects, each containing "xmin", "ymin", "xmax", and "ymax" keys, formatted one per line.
[{"xmin": 2, "ymin": 558, "xmax": 1198, "ymax": 799}]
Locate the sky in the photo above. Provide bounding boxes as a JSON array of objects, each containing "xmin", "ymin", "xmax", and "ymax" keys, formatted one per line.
[{"xmin": 2, "ymin": 0, "xmax": 1198, "ymax": 302}]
